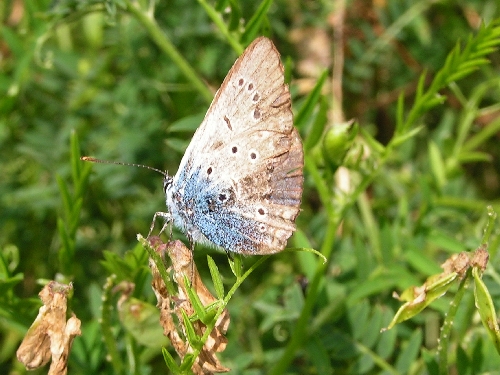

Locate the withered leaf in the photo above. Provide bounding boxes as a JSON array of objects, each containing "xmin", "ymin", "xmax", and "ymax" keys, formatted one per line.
[{"xmin": 17, "ymin": 281, "xmax": 81, "ymax": 375}]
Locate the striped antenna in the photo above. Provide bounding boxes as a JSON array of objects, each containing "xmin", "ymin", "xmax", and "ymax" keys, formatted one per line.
[{"xmin": 80, "ymin": 156, "xmax": 168, "ymax": 177}]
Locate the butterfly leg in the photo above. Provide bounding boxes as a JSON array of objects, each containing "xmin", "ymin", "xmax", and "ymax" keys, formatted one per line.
[
  {"xmin": 186, "ymin": 231, "xmax": 196, "ymax": 253},
  {"xmin": 148, "ymin": 211, "xmax": 172, "ymax": 238}
]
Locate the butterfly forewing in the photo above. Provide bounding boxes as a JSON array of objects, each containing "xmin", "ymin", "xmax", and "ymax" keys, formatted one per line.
[{"xmin": 167, "ymin": 37, "xmax": 303, "ymax": 254}]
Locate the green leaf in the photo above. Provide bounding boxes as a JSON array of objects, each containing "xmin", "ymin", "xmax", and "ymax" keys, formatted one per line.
[
  {"xmin": 100, "ymin": 250, "xmax": 133, "ymax": 281},
  {"xmin": 391, "ymin": 125, "xmax": 424, "ymax": 148},
  {"xmin": 384, "ymin": 271, "xmax": 458, "ymax": 330},
  {"xmin": 428, "ymin": 230, "xmax": 467, "ymax": 253},
  {"xmin": 457, "ymin": 151, "xmax": 492, "ymax": 163},
  {"xmin": 57, "ymin": 218, "xmax": 72, "ymax": 270},
  {"xmin": 118, "ymin": 297, "xmax": 168, "ymax": 347},
  {"xmin": 306, "ymin": 336, "xmax": 333, "ymax": 374},
  {"xmin": 207, "ymin": 256, "xmax": 224, "ymax": 299},
  {"xmin": 359, "ymin": 127, "xmax": 386, "ymax": 154},
  {"xmin": 395, "ymin": 329, "xmax": 422, "ymax": 373},
  {"xmin": 293, "ymin": 229, "xmax": 317, "ymax": 280},
  {"xmin": 405, "ymin": 247, "xmax": 442, "ymax": 276},
  {"xmin": 227, "ymin": 0, "xmax": 241, "ymax": 31},
  {"xmin": 228, "ymin": 254, "xmax": 243, "ymax": 278},
  {"xmin": 70, "ymin": 131, "xmax": 82, "ymax": 183},
  {"xmin": 0, "ymin": 273, "xmax": 24, "ymax": 295},
  {"xmin": 377, "ymin": 310, "xmax": 397, "ymax": 359},
  {"xmin": 215, "ymin": 0, "xmax": 229, "ymax": 11},
  {"xmin": 180, "ymin": 353, "xmax": 196, "ymax": 372},
  {"xmin": 463, "ymin": 116, "xmax": 500, "ymax": 152},
  {"xmin": 428, "ymin": 140, "xmax": 446, "ymax": 189},
  {"xmin": 422, "ymin": 94, "xmax": 446, "ymax": 109},
  {"xmin": 295, "ymin": 69, "xmax": 328, "ymax": 130},
  {"xmin": 162, "ymin": 347, "xmax": 181, "ymax": 373},
  {"xmin": 240, "ymin": 0, "xmax": 273, "ymax": 45},
  {"xmin": 348, "ymin": 268, "xmax": 412, "ymax": 304},
  {"xmin": 180, "ymin": 308, "xmax": 201, "ymax": 348},
  {"xmin": 138, "ymin": 236, "xmax": 176, "ymax": 295},
  {"xmin": 473, "ymin": 267, "xmax": 500, "ymax": 354},
  {"xmin": 184, "ymin": 275, "xmax": 210, "ymax": 324},
  {"xmin": 395, "ymin": 93, "xmax": 404, "ymax": 131},
  {"xmin": 415, "ymin": 70, "xmax": 427, "ymax": 101},
  {"xmin": 56, "ymin": 174, "xmax": 71, "ymax": 221},
  {"xmin": 303, "ymin": 95, "xmax": 328, "ymax": 151}
]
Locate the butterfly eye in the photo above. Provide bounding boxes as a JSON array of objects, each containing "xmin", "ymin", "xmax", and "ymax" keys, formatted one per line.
[{"xmin": 163, "ymin": 176, "xmax": 173, "ymax": 194}]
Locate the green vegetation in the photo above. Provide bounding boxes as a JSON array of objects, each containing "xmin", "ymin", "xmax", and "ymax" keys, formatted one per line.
[{"xmin": 2, "ymin": 0, "xmax": 500, "ymax": 374}]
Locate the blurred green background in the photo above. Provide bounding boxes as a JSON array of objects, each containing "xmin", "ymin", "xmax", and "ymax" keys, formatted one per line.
[{"xmin": 2, "ymin": 0, "xmax": 500, "ymax": 374}]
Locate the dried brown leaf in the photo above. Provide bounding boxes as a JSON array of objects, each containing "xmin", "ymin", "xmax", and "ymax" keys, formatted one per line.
[{"xmin": 17, "ymin": 281, "xmax": 81, "ymax": 375}]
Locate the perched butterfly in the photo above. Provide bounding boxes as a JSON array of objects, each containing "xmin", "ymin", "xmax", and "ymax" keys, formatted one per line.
[{"xmin": 84, "ymin": 37, "xmax": 303, "ymax": 255}]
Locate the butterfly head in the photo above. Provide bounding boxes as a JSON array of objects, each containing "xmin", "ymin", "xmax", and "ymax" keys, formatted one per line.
[{"xmin": 163, "ymin": 175, "xmax": 174, "ymax": 195}]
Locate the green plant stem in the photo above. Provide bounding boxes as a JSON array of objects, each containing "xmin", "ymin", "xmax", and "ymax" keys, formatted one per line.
[
  {"xmin": 125, "ymin": 334, "xmax": 139, "ymax": 375},
  {"xmin": 437, "ymin": 270, "xmax": 470, "ymax": 375},
  {"xmin": 482, "ymin": 205, "xmax": 497, "ymax": 244},
  {"xmin": 269, "ymin": 219, "xmax": 337, "ymax": 374},
  {"xmin": 463, "ymin": 115, "xmax": 500, "ymax": 153},
  {"xmin": 124, "ymin": 0, "xmax": 213, "ymax": 103},
  {"xmin": 304, "ymin": 154, "xmax": 334, "ymax": 217},
  {"xmin": 101, "ymin": 275, "xmax": 124, "ymax": 375},
  {"xmin": 357, "ymin": 191, "xmax": 382, "ymax": 263},
  {"xmin": 196, "ymin": 0, "xmax": 242, "ymax": 54}
]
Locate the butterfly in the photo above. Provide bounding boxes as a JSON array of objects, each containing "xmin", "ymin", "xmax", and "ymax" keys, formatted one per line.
[
  {"xmin": 84, "ymin": 37, "xmax": 303, "ymax": 255},
  {"xmin": 154, "ymin": 37, "xmax": 303, "ymax": 255}
]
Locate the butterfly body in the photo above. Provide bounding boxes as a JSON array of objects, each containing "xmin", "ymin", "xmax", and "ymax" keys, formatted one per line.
[{"xmin": 164, "ymin": 37, "xmax": 303, "ymax": 255}]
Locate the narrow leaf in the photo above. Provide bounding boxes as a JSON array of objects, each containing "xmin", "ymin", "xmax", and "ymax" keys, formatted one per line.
[
  {"xmin": 360, "ymin": 127, "xmax": 386, "ymax": 154},
  {"xmin": 184, "ymin": 275, "xmax": 208, "ymax": 322},
  {"xmin": 473, "ymin": 267, "xmax": 500, "ymax": 354},
  {"xmin": 241, "ymin": 0, "xmax": 273, "ymax": 45},
  {"xmin": 391, "ymin": 125, "xmax": 424, "ymax": 148},
  {"xmin": 303, "ymin": 96, "xmax": 328, "ymax": 151},
  {"xmin": 457, "ymin": 151, "xmax": 492, "ymax": 163},
  {"xmin": 56, "ymin": 175, "xmax": 72, "ymax": 220},
  {"xmin": 295, "ymin": 70, "xmax": 328, "ymax": 130},
  {"xmin": 162, "ymin": 347, "xmax": 181, "ymax": 372},
  {"xmin": 395, "ymin": 93, "xmax": 404, "ymax": 133},
  {"xmin": 180, "ymin": 308, "xmax": 201, "ymax": 348},
  {"xmin": 207, "ymin": 256, "xmax": 224, "ymax": 299},
  {"xmin": 70, "ymin": 131, "xmax": 82, "ymax": 184},
  {"xmin": 429, "ymin": 141, "xmax": 446, "ymax": 189}
]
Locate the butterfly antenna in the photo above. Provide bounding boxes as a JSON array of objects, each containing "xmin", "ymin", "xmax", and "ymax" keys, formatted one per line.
[{"xmin": 81, "ymin": 156, "xmax": 168, "ymax": 177}]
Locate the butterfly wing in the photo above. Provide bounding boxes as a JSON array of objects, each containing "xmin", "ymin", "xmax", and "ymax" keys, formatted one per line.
[{"xmin": 169, "ymin": 37, "xmax": 303, "ymax": 254}]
